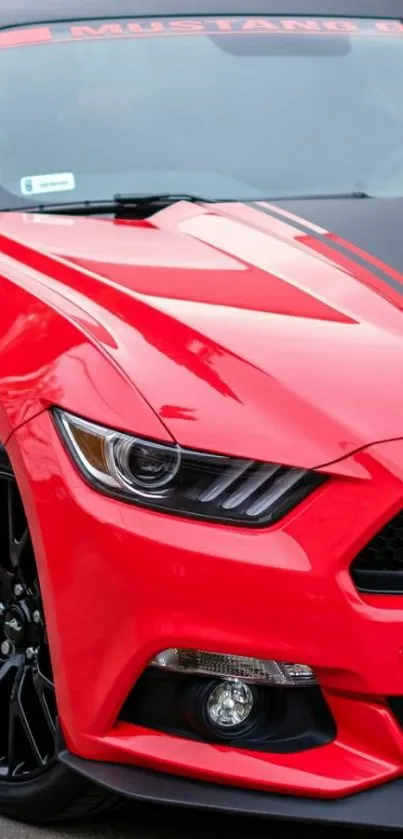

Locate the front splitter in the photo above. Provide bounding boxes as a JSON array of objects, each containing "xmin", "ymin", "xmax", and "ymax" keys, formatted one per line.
[{"xmin": 58, "ymin": 748, "xmax": 403, "ymax": 830}]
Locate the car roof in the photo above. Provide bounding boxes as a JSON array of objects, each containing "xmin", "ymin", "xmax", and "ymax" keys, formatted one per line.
[{"xmin": 1, "ymin": 0, "xmax": 403, "ymax": 28}]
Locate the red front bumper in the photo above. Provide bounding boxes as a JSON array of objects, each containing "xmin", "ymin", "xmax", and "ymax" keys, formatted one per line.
[{"xmin": 7, "ymin": 411, "xmax": 403, "ymax": 801}]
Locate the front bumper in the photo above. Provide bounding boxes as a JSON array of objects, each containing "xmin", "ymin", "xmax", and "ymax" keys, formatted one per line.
[{"xmin": 8, "ymin": 411, "xmax": 403, "ymax": 807}]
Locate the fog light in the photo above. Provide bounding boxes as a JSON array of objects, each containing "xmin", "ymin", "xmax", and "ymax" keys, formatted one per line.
[
  {"xmin": 151, "ymin": 648, "xmax": 316, "ymax": 686},
  {"xmin": 206, "ymin": 679, "xmax": 254, "ymax": 728}
]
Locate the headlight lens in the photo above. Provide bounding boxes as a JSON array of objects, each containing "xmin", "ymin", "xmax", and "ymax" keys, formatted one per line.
[{"xmin": 53, "ymin": 409, "xmax": 326, "ymax": 526}]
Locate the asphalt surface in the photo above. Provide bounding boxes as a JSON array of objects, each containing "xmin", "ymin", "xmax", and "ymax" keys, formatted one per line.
[{"xmin": 0, "ymin": 804, "xmax": 371, "ymax": 839}]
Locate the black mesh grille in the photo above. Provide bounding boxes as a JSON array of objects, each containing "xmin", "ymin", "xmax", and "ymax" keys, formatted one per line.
[{"xmin": 350, "ymin": 511, "xmax": 403, "ymax": 594}]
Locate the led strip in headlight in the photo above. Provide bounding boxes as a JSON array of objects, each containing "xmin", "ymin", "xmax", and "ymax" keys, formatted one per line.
[{"xmin": 53, "ymin": 408, "xmax": 326, "ymax": 526}]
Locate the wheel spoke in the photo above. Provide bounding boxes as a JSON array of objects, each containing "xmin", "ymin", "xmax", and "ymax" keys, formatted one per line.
[
  {"xmin": 0, "ymin": 657, "xmax": 16, "ymax": 687},
  {"xmin": 10, "ymin": 529, "xmax": 29, "ymax": 571},
  {"xmin": 14, "ymin": 665, "xmax": 45, "ymax": 769},
  {"xmin": 7, "ymin": 483, "xmax": 29, "ymax": 572},
  {"xmin": 7, "ymin": 656, "xmax": 24, "ymax": 776},
  {"xmin": 33, "ymin": 668, "xmax": 56, "ymax": 735},
  {"xmin": 36, "ymin": 670, "xmax": 54, "ymax": 694}
]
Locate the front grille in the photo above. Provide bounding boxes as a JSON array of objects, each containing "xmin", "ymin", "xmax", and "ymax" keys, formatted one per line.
[
  {"xmin": 388, "ymin": 697, "xmax": 403, "ymax": 728},
  {"xmin": 350, "ymin": 511, "xmax": 403, "ymax": 594}
]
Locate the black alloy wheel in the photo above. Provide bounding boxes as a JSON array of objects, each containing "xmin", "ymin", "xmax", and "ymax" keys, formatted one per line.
[
  {"xmin": 0, "ymin": 451, "xmax": 119, "ymax": 823},
  {"xmin": 0, "ymin": 464, "xmax": 56, "ymax": 780}
]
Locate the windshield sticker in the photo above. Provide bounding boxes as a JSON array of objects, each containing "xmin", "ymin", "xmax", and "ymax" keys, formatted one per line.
[
  {"xmin": 2, "ymin": 18, "xmax": 403, "ymax": 50},
  {"xmin": 20, "ymin": 173, "xmax": 76, "ymax": 196}
]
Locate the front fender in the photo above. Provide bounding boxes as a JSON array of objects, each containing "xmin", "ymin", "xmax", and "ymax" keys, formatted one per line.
[{"xmin": 0, "ymin": 264, "xmax": 172, "ymax": 444}]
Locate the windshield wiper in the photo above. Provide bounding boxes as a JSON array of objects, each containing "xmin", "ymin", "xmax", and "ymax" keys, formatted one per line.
[
  {"xmin": 1, "ymin": 189, "xmax": 374, "ymax": 216},
  {"xmin": 6, "ymin": 193, "xmax": 216, "ymax": 216}
]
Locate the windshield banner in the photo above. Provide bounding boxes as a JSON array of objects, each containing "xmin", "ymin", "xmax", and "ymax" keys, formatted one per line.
[{"xmin": 1, "ymin": 17, "xmax": 403, "ymax": 49}]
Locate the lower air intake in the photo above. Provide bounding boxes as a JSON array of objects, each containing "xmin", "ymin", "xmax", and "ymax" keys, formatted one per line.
[{"xmin": 350, "ymin": 511, "xmax": 403, "ymax": 594}]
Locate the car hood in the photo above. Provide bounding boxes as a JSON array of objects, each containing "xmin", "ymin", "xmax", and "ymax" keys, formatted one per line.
[{"xmin": 1, "ymin": 197, "xmax": 403, "ymax": 470}]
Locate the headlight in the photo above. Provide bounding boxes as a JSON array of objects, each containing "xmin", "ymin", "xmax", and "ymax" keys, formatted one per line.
[{"xmin": 53, "ymin": 409, "xmax": 326, "ymax": 526}]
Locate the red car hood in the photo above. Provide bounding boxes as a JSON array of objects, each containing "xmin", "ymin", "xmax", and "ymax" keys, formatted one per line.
[{"xmin": 1, "ymin": 199, "xmax": 403, "ymax": 470}]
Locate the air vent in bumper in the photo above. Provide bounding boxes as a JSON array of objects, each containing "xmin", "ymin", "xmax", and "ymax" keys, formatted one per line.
[{"xmin": 350, "ymin": 511, "xmax": 403, "ymax": 594}]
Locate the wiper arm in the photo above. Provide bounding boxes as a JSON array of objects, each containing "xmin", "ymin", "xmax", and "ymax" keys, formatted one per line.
[
  {"xmin": 5, "ymin": 193, "xmax": 215, "ymax": 216},
  {"xmin": 270, "ymin": 190, "xmax": 371, "ymax": 201}
]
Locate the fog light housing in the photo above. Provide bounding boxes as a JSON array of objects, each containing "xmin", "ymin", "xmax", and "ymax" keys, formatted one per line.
[
  {"xmin": 206, "ymin": 679, "xmax": 254, "ymax": 728},
  {"xmin": 151, "ymin": 648, "xmax": 316, "ymax": 687}
]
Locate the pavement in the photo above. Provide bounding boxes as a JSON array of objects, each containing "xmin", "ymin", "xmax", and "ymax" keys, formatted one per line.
[{"xmin": 0, "ymin": 803, "xmax": 370, "ymax": 839}]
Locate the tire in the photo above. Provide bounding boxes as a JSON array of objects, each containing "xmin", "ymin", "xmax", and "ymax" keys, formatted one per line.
[{"xmin": 0, "ymin": 447, "xmax": 120, "ymax": 824}]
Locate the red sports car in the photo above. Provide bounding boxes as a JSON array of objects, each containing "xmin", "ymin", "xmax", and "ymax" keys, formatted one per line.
[{"xmin": 2, "ymin": 0, "xmax": 403, "ymax": 829}]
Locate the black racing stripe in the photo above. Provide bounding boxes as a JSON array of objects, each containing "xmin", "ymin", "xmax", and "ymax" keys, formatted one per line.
[
  {"xmin": 249, "ymin": 200, "xmax": 330, "ymax": 238},
  {"xmin": 249, "ymin": 200, "xmax": 403, "ymax": 297}
]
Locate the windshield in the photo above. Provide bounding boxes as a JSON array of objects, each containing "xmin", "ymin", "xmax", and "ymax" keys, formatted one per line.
[{"xmin": 2, "ymin": 15, "xmax": 403, "ymax": 208}]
